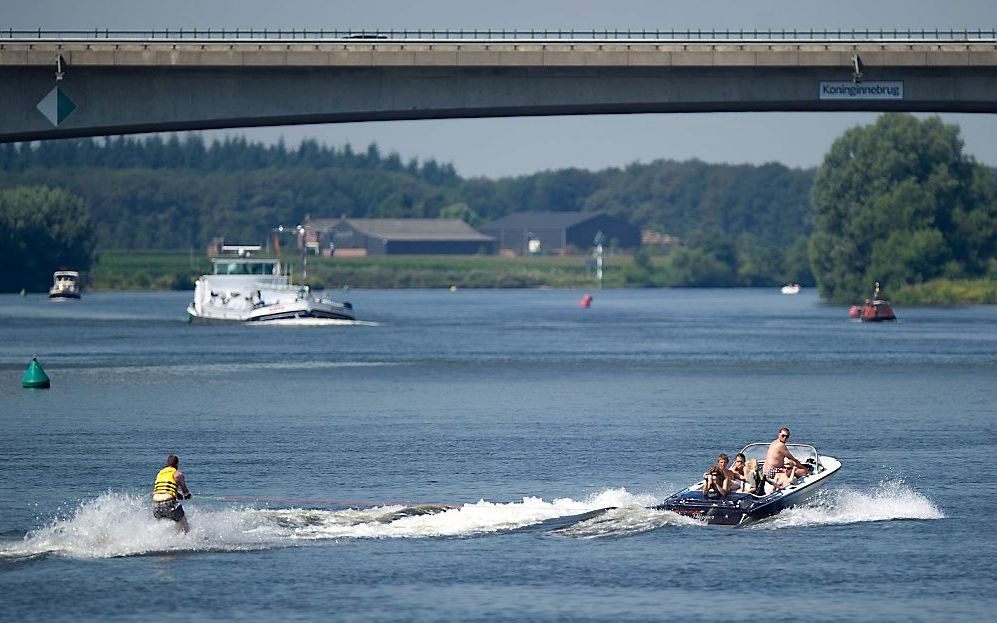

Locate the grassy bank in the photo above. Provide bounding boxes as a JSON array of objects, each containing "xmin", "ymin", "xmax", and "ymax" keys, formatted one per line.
[
  {"xmin": 89, "ymin": 250, "xmax": 997, "ymax": 305},
  {"xmin": 88, "ymin": 250, "xmax": 622, "ymax": 290},
  {"xmin": 893, "ymin": 278, "xmax": 997, "ymax": 305},
  {"xmin": 89, "ymin": 249, "xmax": 209, "ymax": 290}
]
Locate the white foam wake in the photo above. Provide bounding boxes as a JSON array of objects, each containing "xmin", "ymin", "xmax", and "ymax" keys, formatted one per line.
[
  {"xmin": 257, "ymin": 488, "xmax": 661, "ymax": 539},
  {"xmin": 0, "ymin": 483, "xmax": 945, "ymax": 559},
  {"xmin": 0, "ymin": 492, "xmax": 291, "ymax": 560},
  {"xmin": 246, "ymin": 318, "xmax": 379, "ymax": 327},
  {"xmin": 755, "ymin": 479, "xmax": 945, "ymax": 529},
  {"xmin": 0, "ymin": 489, "xmax": 656, "ymax": 558}
]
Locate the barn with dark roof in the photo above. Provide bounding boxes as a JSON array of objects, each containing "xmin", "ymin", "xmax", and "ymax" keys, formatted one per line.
[
  {"xmin": 306, "ymin": 218, "xmax": 496, "ymax": 256},
  {"xmin": 479, "ymin": 212, "xmax": 640, "ymax": 255}
]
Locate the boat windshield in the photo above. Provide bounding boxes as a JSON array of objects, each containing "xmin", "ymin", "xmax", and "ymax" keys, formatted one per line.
[
  {"xmin": 739, "ymin": 443, "xmax": 819, "ymax": 467},
  {"xmin": 213, "ymin": 261, "xmax": 276, "ymax": 276}
]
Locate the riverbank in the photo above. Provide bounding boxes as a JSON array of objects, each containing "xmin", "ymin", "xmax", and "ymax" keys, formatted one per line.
[
  {"xmin": 87, "ymin": 249, "xmax": 995, "ymax": 304},
  {"xmin": 88, "ymin": 249, "xmax": 629, "ymax": 290}
]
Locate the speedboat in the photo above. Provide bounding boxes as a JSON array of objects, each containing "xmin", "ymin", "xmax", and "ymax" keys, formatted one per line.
[
  {"xmin": 245, "ymin": 285, "xmax": 354, "ymax": 322},
  {"xmin": 187, "ymin": 257, "xmax": 354, "ymax": 323},
  {"xmin": 654, "ymin": 442, "xmax": 841, "ymax": 526},
  {"xmin": 48, "ymin": 270, "xmax": 81, "ymax": 300},
  {"xmin": 780, "ymin": 284, "xmax": 801, "ymax": 295}
]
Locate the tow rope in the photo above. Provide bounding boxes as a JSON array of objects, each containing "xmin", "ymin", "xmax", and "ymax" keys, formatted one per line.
[{"xmin": 196, "ymin": 494, "xmax": 460, "ymax": 508}]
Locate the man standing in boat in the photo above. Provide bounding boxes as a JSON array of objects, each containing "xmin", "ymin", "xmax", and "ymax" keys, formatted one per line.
[
  {"xmin": 764, "ymin": 428, "xmax": 808, "ymax": 487},
  {"xmin": 152, "ymin": 454, "xmax": 192, "ymax": 533}
]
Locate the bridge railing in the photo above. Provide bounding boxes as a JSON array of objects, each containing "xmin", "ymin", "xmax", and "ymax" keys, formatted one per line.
[{"xmin": 3, "ymin": 28, "xmax": 997, "ymax": 42}]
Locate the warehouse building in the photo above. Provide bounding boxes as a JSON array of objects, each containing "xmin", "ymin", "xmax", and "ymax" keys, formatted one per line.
[
  {"xmin": 305, "ymin": 217, "xmax": 497, "ymax": 256},
  {"xmin": 479, "ymin": 212, "xmax": 641, "ymax": 255}
]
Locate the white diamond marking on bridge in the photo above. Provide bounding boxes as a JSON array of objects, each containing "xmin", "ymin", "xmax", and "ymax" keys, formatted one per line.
[{"xmin": 36, "ymin": 86, "xmax": 77, "ymax": 127}]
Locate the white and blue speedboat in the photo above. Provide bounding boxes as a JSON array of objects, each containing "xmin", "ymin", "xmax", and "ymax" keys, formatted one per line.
[{"xmin": 655, "ymin": 443, "xmax": 841, "ymax": 526}]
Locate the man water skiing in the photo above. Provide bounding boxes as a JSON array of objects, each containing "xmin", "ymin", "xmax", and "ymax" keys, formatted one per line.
[{"xmin": 152, "ymin": 454, "xmax": 192, "ymax": 532}]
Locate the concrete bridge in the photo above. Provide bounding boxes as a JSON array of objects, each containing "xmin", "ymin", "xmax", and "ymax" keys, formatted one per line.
[{"xmin": 2, "ymin": 31, "xmax": 996, "ymax": 142}]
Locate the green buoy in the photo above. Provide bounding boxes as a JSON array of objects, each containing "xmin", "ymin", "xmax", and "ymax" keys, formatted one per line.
[{"xmin": 22, "ymin": 357, "xmax": 50, "ymax": 389}]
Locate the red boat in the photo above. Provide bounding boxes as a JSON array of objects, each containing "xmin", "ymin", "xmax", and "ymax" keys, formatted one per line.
[{"xmin": 853, "ymin": 282, "xmax": 896, "ymax": 322}]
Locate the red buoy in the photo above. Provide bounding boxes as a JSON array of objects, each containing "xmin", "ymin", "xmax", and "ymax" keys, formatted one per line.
[{"xmin": 579, "ymin": 294, "xmax": 593, "ymax": 308}]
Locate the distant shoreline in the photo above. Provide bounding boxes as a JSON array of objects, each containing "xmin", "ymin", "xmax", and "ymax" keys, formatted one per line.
[{"xmin": 77, "ymin": 250, "xmax": 996, "ymax": 305}]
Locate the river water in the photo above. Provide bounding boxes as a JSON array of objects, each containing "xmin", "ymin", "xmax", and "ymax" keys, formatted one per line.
[{"xmin": 0, "ymin": 288, "xmax": 994, "ymax": 621}]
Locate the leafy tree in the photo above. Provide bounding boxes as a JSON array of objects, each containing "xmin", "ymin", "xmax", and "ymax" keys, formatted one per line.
[
  {"xmin": 0, "ymin": 186, "xmax": 95, "ymax": 292},
  {"xmin": 660, "ymin": 246, "xmax": 735, "ymax": 287},
  {"xmin": 439, "ymin": 202, "xmax": 480, "ymax": 226},
  {"xmin": 810, "ymin": 113, "xmax": 996, "ymax": 302}
]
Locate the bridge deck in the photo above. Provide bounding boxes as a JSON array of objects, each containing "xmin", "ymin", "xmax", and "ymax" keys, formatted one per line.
[{"xmin": 3, "ymin": 40, "xmax": 997, "ymax": 68}]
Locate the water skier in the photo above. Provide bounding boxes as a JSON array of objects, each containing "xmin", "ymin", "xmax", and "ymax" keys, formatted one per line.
[{"xmin": 152, "ymin": 454, "xmax": 192, "ymax": 533}]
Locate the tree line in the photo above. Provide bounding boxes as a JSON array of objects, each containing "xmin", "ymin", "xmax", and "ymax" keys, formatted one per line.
[
  {"xmin": 0, "ymin": 133, "xmax": 814, "ymax": 290},
  {"xmin": 2, "ymin": 114, "xmax": 994, "ymax": 299}
]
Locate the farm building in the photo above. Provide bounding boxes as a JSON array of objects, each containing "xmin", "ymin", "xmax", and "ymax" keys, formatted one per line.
[
  {"xmin": 478, "ymin": 212, "xmax": 641, "ymax": 255},
  {"xmin": 305, "ymin": 217, "xmax": 496, "ymax": 256}
]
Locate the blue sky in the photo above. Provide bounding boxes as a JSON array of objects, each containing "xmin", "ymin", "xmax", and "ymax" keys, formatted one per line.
[{"xmin": 6, "ymin": 0, "xmax": 997, "ymax": 177}]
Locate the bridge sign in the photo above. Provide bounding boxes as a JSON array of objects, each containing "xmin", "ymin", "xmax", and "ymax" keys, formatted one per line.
[
  {"xmin": 818, "ymin": 81, "xmax": 904, "ymax": 101},
  {"xmin": 36, "ymin": 86, "xmax": 77, "ymax": 126}
]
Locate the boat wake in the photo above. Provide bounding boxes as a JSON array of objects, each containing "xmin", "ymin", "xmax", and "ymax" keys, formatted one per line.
[
  {"xmin": 0, "ymin": 492, "xmax": 288, "ymax": 561},
  {"xmin": 750, "ymin": 478, "xmax": 945, "ymax": 529},
  {"xmin": 0, "ymin": 489, "xmax": 651, "ymax": 559},
  {"xmin": 245, "ymin": 318, "xmax": 379, "ymax": 327},
  {"xmin": 0, "ymin": 482, "xmax": 944, "ymax": 559}
]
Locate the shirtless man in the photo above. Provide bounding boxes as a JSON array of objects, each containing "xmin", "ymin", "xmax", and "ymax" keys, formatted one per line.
[
  {"xmin": 728, "ymin": 453, "xmax": 747, "ymax": 492},
  {"xmin": 764, "ymin": 428, "xmax": 808, "ymax": 488}
]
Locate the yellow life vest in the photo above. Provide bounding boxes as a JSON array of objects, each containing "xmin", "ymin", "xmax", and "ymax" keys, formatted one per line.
[{"xmin": 152, "ymin": 466, "xmax": 179, "ymax": 502}]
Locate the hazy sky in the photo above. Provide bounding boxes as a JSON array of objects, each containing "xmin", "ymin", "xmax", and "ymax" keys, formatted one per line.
[{"xmin": 6, "ymin": 0, "xmax": 997, "ymax": 177}]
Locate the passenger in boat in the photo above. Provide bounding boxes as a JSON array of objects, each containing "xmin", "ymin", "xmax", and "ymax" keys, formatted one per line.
[
  {"xmin": 730, "ymin": 453, "xmax": 746, "ymax": 482},
  {"xmin": 741, "ymin": 458, "xmax": 767, "ymax": 494},
  {"xmin": 764, "ymin": 428, "xmax": 808, "ymax": 488},
  {"xmin": 724, "ymin": 453, "xmax": 747, "ymax": 492},
  {"xmin": 702, "ymin": 453, "xmax": 734, "ymax": 497},
  {"xmin": 152, "ymin": 454, "xmax": 192, "ymax": 533}
]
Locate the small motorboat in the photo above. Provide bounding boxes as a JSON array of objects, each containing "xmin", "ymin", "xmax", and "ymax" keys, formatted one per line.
[
  {"xmin": 855, "ymin": 281, "xmax": 896, "ymax": 322},
  {"xmin": 780, "ymin": 284, "xmax": 801, "ymax": 295},
  {"xmin": 654, "ymin": 442, "xmax": 841, "ymax": 526},
  {"xmin": 48, "ymin": 270, "xmax": 81, "ymax": 300}
]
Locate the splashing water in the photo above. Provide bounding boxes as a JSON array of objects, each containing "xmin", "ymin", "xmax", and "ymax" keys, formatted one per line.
[
  {"xmin": 755, "ymin": 479, "xmax": 945, "ymax": 529},
  {"xmin": 0, "ymin": 483, "xmax": 945, "ymax": 559},
  {"xmin": 0, "ymin": 489, "xmax": 654, "ymax": 559},
  {"xmin": 257, "ymin": 488, "xmax": 662, "ymax": 539},
  {"xmin": 0, "ymin": 492, "xmax": 291, "ymax": 560},
  {"xmin": 245, "ymin": 318, "xmax": 379, "ymax": 327},
  {"xmin": 552, "ymin": 506, "xmax": 703, "ymax": 538}
]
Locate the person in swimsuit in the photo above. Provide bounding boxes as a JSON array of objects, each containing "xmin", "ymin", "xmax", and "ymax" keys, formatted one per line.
[
  {"xmin": 726, "ymin": 453, "xmax": 747, "ymax": 492},
  {"xmin": 764, "ymin": 428, "xmax": 808, "ymax": 488}
]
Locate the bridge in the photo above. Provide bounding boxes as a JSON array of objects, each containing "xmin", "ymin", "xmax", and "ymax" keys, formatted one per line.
[{"xmin": 1, "ymin": 30, "xmax": 996, "ymax": 142}]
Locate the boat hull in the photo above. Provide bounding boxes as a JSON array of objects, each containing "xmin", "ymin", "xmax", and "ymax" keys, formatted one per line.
[
  {"xmin": 48, "ymin": 292, "xmax": 81, "ymax": 300},
  {"xmin": 245, "ymin": 303, "xmax": 354, "ymax": 322}
]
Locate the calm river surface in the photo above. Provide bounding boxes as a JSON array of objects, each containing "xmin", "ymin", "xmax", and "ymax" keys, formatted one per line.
[{"xmin": 1, "ymin": 288, "xmax": 994, "ymax": 621}]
